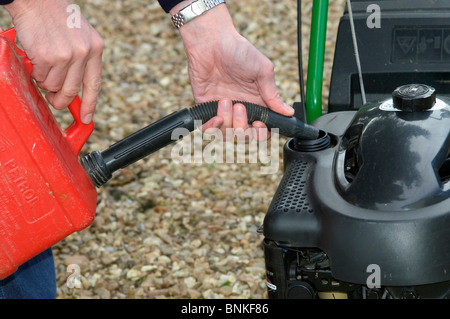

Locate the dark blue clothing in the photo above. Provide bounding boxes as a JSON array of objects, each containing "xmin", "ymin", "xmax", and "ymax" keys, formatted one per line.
[
  {"xmin": 157, "ymin": 0, "xmax": 185, "ymax": 13},
  {"xmin": 0, "ymin": 249, "xmax": 56, "ymax": 299}
]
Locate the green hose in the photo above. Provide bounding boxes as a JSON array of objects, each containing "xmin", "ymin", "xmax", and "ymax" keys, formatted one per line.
[{"xmin": 305, "ymin": 0, "xmax": 329, "ymax": 123}]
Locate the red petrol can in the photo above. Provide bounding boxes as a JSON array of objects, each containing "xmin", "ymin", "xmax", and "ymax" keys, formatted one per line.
[{"xmin": 0, "ymin": 28, "xmax": 97, "ymax": 279}]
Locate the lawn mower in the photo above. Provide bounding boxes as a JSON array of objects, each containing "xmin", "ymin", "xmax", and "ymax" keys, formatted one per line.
[{"xmin": 262, "ymin": 0, "xmax": 450, "ymax": 299}]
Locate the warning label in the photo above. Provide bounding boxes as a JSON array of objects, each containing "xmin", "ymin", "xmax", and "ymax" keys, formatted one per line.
[{"xmin": 393, "ymin": 27, "xmax": 450, "ymax": 63}]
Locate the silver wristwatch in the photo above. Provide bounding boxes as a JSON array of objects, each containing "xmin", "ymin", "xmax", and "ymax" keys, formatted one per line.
[{"xmin": 171, "ymin": 0, "xmax": 226, "ymax": 29}]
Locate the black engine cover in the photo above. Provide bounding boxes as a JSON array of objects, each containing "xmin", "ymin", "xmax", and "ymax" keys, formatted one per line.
[{"xmin": 264, "ymin": 98, "xmax": 450, "ymax": 286}]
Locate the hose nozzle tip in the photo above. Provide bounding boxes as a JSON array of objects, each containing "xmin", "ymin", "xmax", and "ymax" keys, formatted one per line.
[{"xmin": 81, "ymin": 151, "xmax": 112, "ymax": 188}]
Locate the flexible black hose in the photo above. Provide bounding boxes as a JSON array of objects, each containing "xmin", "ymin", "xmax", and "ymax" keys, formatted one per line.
[
  {"xmin": 81, "ymin": 101, "xmax": 321, "ymax": 187},
  {"xmin": 190, "ymin": 101, "xmax": 319, "ymax": 139},
  {"xmin": 189, "ymin": 100, "xmax": 269, "ymax": 124}
]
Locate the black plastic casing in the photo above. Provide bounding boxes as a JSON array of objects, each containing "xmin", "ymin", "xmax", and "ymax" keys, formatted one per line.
[
  {"xmin": 263, "ymin": 104, "xmax": 450, "ymax": 287},
  {"xmin": 328, "ymin": 0, "xmax": 450, "ymax": 112}
]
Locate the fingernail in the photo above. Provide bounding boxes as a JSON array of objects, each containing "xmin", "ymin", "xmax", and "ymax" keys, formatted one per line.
[
  {"xmin": 221, "ymin": 99, "xmax": 231, "ymax": 113},
  {"xmin": 83, "ymin": 113, "xmax": 93, "ymax": 124},
  {"xmin": 234, "ymin": 105, "xmax": 244, "ymax": 118},
  {"xmin": 283, "ymin": 103, "xmax": 294, "ymax": 112}
]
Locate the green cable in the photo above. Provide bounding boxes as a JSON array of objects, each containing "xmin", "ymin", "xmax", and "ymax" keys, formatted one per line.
[{"xmin": 305, "ymin": 0, "xmax": 329, "ymax": 123}]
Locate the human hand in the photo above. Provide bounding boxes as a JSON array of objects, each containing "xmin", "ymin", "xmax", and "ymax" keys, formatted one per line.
[
  {"xmin": 199, "ymin": 98, "xmax": 272, "ymax": 142},
  {"xmin": 4, "ymin": 0, "xmax": 104, "ymax": 124},
  {"xmin": 173, "ymin": 2, "xmax": 294, "ymax": 141}
]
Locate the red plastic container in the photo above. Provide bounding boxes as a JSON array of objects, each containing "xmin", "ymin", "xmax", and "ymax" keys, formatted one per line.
[{"xmin": 0, "ymin": 28, "xmax": 97, "ymax": 279}]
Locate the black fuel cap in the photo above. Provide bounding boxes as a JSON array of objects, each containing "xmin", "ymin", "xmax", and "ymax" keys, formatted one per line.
[{"xmin": 392, "ymin": 84, "xmax": 436, "ymax": 112}]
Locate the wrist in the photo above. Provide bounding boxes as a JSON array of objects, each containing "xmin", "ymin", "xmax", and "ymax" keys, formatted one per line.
[
  {"xmin": 5, "ymin": 0, "xmax": 72, "ymax": 19},
  {"xmin": 171, "ymin": 0, "xmax": 229, "ymax": 30},
  {"xmin": 5, "ymin": 0, "xmax": 41, "ymax": 19},
  {"xmin": 4, "ymin": 0, "xmax": 33, "ymax": 19},
  {"xmin": 177, "ymin": 2, "xmax": 236, "ymax": 50},
  {"xmin": 0, "ymin": 0, "xmax": 14, "ymax": 6},
  {"xmin": 4, "ymin": 0, "xmax": 20, "ymax": 18}
]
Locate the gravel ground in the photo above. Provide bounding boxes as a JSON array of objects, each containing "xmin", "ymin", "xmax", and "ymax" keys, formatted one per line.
[{"xmin": 0, "ymin": 0, "xmax": 345, "ymax": 299}]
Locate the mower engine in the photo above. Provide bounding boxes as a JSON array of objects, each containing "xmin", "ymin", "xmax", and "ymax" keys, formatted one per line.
[{"xmin": 262, "ymin": 84, "xmax": 450, "ymax": 299}]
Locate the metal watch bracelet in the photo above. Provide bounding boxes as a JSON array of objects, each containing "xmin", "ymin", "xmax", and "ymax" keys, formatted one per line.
[{"xmin": 171, "ymin": 0, "xmax": 226, "ymax": 29}]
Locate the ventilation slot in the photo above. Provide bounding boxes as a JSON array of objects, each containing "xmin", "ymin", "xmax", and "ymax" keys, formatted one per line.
[{"xmin": 270, "ymin": 159, "xmax": 314, "ymax": 214}]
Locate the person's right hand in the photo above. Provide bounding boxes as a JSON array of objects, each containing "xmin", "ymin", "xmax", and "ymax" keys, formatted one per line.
[
  {"xmin": 173, "ymin": 1, "xmax": 294, "ymax": 142},
  {"xmin": 4, "ymin": 0, "xmax": 104, "ymax": 124}
]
